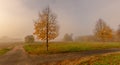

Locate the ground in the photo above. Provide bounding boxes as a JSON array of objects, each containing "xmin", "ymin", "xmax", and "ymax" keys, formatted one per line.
[
  {"xmin": 0, "ymin": 44, "xmax": 120, "ymax": 65},
  {"xmin": 0, "ymin": 45, "xmax": 31, "ymax": 65}
]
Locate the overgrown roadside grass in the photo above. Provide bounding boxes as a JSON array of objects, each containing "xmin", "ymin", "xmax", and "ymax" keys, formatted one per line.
[
  {"xmin": 79, "ymin": 53, "xmax": 120, "ymax": 65},
  {"xmin": 24, "ymin": 42, "xmax": 120, "ymax": 55},
  {"xmin": 50, "ymin": 52, "xmax": 120, "ymax": 65},
  {"xmin": 0, "ymin": 48, "xmax": 11, "ymax": 55}
]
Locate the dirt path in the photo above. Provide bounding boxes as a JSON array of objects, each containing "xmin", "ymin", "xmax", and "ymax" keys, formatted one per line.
[
  {"xmin": 0, "ymin": 45, "xmax": 31, "ymax": 65},
  {"xmin": 0, "ymin": 45, "xmax": 120, "ymax": 65}
]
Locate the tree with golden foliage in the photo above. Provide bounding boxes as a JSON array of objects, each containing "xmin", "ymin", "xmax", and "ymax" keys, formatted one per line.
[
  {"xmin": 94, "ymin": 19, "xmax": 113, "ymax": 42},
  {"xmin": 34, "ymin": 7, "xmax": 59, "ymax": 51},
  {"xmin": 116, "ymin": 25, "xmax": 120, "ymax": 41}
]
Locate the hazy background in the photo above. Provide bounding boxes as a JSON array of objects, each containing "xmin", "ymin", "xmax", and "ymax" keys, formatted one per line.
[{"xmin": 0, "ymin": 0, "xmax": 120, "ymax": 41}]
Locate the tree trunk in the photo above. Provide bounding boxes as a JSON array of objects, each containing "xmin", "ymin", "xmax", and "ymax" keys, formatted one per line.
[
  {"xmin": 46, "ymin": 7, "xmax": 49, "ymax": 51},
  {"xmin": 46, "ymin": 39, "xmax": 48, "ymax": 51},
  {"xmin": 46, "ymin": 19, "xmax": 49, "ymax": 51}
]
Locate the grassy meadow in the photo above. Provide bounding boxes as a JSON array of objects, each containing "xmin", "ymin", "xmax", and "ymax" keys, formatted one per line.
[{"xmin": 24, "ymin": 42, "xmax": 120, "ymax": 55}]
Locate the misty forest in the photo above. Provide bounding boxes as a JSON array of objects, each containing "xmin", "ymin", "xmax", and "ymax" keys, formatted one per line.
[{"xmin": 1, "ymin": 0, "xmax": 120, "ymax": 65}]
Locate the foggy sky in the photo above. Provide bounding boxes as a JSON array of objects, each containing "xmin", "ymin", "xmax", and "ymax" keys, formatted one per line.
[{"xmin": 0, "ymin": 0, "xmax": 120, "ymax": 40}]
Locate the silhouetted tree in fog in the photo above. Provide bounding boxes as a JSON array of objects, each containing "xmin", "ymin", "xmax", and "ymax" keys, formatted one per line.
[
  {"xmin": 63, "ymin": 33, "xmax": 73, "ymax": 41},
  {"xmin": 25, "ymin": 35, "xmax": 34, "ymax": 43}
]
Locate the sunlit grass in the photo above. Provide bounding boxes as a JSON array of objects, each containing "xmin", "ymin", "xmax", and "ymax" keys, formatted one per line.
[
  {"xmin": 80, "ymin": 53, "xmax": 120, "ymax": 65},
  {"xmin": 24, "ymin": 42, "xmax": 120, "ymax": 55}
]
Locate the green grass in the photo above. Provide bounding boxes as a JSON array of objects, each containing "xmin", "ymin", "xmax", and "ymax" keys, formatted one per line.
[
  {"xmin": 80, "ymin": 53, "xmax": 120, "ymax": 65},
  {"xmin": 0, "ymin": 48, "xmax": 10, "ymax": 55},
  {"xmin": 24, "ymin": 42, "xmax": 120, "ymax": 55}
]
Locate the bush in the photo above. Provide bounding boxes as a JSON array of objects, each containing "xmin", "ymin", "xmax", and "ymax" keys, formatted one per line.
[{"xmin": 25, "ymin": 35, "xmax": 34, "ymax": 43}]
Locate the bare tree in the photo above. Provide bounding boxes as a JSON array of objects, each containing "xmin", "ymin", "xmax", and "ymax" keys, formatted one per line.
[{"xmin": 34, "ymin": 7, "xmax": 59, "ymax": 51}]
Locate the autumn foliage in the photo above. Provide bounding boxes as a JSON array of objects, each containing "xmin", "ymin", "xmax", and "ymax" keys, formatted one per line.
[
  {"xmin": 33, "ymin": 7, "xmax": 59, "ymax": 51},
  {"xmin": 94, "ymin": 19, "xmax": 113, "ymax": 42},
  {"xmin": 116, "ymin": 25, "xmax": 120, "ymax": 41}
]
